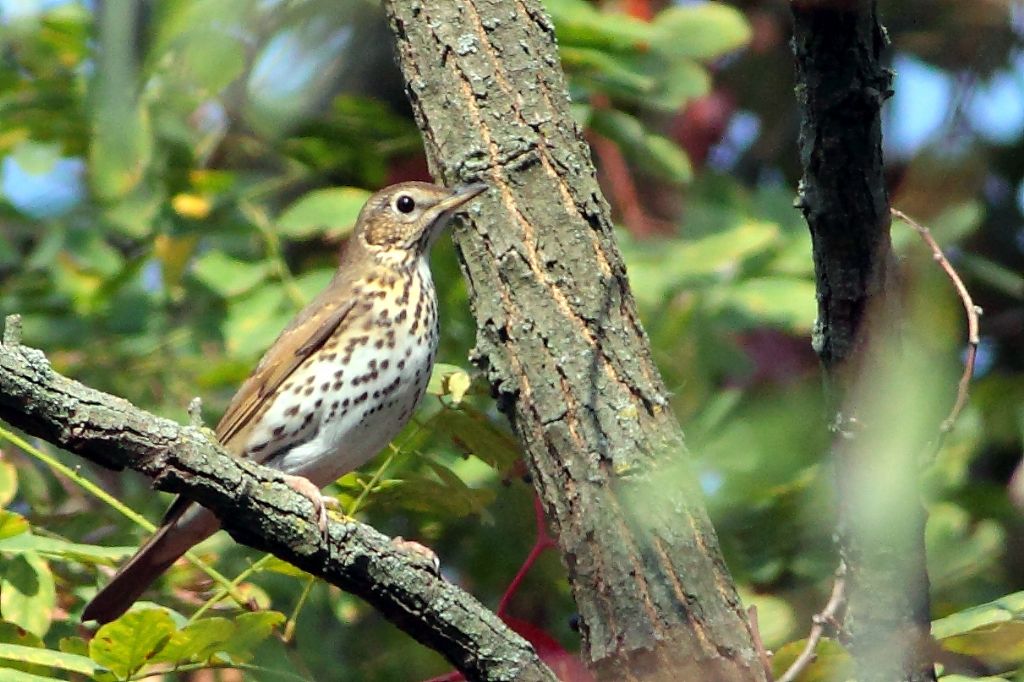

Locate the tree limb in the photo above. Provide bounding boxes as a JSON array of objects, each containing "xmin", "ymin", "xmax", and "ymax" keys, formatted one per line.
[
  {"xmin": 0, "ymin": 315, "xmax": 557, "ymax": 682},
  {"xmin": 791, "ymin": 2, "xmax": 936, "ymax": 681}
]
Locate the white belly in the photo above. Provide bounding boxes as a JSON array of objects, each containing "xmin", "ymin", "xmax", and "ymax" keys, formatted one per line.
[{"xmin": 244, "ymin": 259, "xmax": 439, "ymax": 487}]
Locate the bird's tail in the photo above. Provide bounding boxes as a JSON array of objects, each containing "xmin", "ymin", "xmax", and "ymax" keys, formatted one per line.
[{"xmin": 81, "ymin": 502, "xmax": 219, "ymax": 624}]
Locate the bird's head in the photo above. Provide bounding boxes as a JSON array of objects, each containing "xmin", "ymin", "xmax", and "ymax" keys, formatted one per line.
[{"xmin": 354, "ymin": 182, "xmax": 487, "ymax": 266}]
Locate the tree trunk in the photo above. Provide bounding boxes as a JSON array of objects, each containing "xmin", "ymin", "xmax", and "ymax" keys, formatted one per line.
[
  {"xmin": 384, "ymin": 1, "xmax": 766, "ymax": 679},
  {"xmin": 791, "ymin": 2, "xmax": 936, "ymax": 680}
]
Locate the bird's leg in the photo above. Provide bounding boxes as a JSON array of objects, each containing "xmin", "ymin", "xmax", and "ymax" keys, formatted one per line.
[{"xmin": 281, "ymin": 473, "xmax": 341, "ymax": 538}]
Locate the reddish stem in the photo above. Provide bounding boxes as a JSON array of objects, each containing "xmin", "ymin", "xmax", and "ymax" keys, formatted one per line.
[{"xmin": 496, "ymin": 496, "xmax": 557, "ymax": 617}]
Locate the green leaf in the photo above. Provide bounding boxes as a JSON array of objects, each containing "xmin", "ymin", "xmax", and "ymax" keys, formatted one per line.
[
  {"xmin": 0, "ymin": 643, "xmax": 103, "ymax": 677},
  {"xmin": 9, "ymin": 140, "xmax": 60, "ymax": 176},
  {"xmin": 0, "ymin": 622, "xmax": 45, "ymax": 676},
  {"xmin": 191, "ymin": 250, "xmax": 271, "ymax": 298},
  {"xmin": 545, "ymin": 0, "xmax": 653, "ymax": 52},
  {"xmin": 0, "ymin": 553, "xmax": 55, "ymax": 638},
  {"xmin": 738, "ymin": 590, "xmax": 796, "ymax": 649},
  {"xmin": 151, "ymin": 617, "xmax": 235, "ymax": 666},
  {"xmin": 388, "ymin": 467, "xmax": 495, "ymax": 518},
  {"xmin": 278, "ymin": 187, "xmax": 371, "ymax": 239},
  {"xmin": 57, "ymin": 636, "xmax": 89, "ymax": 658},
  {"xmin": 217, "ymin": 611, "xmax": 285, "ymax": 663},
  {"xmin": 89, "ymin": 608, "xmax": 176, "ymax": 679},
  {"xmin": 716, "ymin": 278, "xmax": 817, "ymax": 331},
  {"xmin": 771, "ymin": 637, "xmax": 851, "ymax": 682},
  {"xmin": 293, "ymin": 267, "xmax": 336, "ymax": 303},
  {"xmin": 223, "ymin": 284, "xmax": 289, "ymax": 357},
  {"xmin": 427, "ymin": 363, "xmax": 470, "ymax": 396},
  {"xmin": 641, "ymin": 134, "xmax": 693, "ymax": 184},
  {"xmin": 651, "ymin": 3, "xmax": 751, "ymax": 60},
  {"xmin": 939, "ymin": 621, "xmax": 1024, "ymax": 670},
  {"xmin": 560, "ymin": 46, "xmax": 656, "ymax": 95},
  {"xmin": 0, "ymin": 509, "xmax": 29, "ymax": 540},
  {"xmin": 261, "ymin": 557, "xmax": 309, "ymax": 578},
  {"xmin": 434, "ymin": 407, "xmax": 521, "ymax": 472},
  {"xmin": 589, "ymin": 109, "xmax": 692, "ymax": 183},
  {"xmin": 932, "ymin": 591, "xmax": 1024, "ymax": 640},
  {"xmin": 622, "ymin": 220, "xmax": 781, "ymax": 307},
  {"xmin": 0, "ymin": 668, "xmax": 63, "ymax": 682},
  {"xmin": 0, "ymin": 461, "xmax": 17, "ymax": 508},
  {"xmin": 0, "ymin": 533, "xmax": 135, "ymax": 565},
  {"xmin": 177, "ymin": 33, "xmax": 246, "ymax": 93}
]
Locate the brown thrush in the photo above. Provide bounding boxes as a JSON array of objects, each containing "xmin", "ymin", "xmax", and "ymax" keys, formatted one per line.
[{"xmin": 82, "ymin": 181, "xmax": 487, "ymax": 624}]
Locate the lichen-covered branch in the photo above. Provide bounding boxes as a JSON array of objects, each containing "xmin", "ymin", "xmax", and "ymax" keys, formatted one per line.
[
  {"xmin": 0, "ymin": 317, "xmax": 556, "ymax": 682},
  {"xmin": 383, "ymin": 1, "xmax": 765, "ymax": 679},
  {"xmin": 791, "ymin": 2, "xmax": 936, "ymax": 681}
]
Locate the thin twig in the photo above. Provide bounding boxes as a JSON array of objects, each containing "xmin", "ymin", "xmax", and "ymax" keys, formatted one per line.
[
  {"xmin": 891, "ymin": 208, "xmax": 981, "ymax": 434},
  {"xmin": 747, "ymin": 604, "xmax": 774, "ymax": 681},
  {"xmin": 777, "ymin": 562, "xmax": 847, "ymax": 682}
]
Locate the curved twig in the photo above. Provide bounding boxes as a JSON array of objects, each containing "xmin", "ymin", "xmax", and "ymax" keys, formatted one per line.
[
  {"xmin": 891, "ymin": 208, "xmax": 981, "ymax": 434},
  {"xmin": 777, "ymin": 562, "xmax": 847, "ymax": 682}
]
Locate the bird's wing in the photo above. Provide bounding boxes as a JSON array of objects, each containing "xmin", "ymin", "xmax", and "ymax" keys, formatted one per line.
[{"xmin": 214, "ymin": 290, "xmax": 357, "ymax": 455}]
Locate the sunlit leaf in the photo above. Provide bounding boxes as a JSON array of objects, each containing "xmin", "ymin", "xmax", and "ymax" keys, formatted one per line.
[
  {"xmin": 192, "ymin": 250, "xmax": 271, "ymax": 298},
  {"xmin": 771, "ymin": 638, "xmax": 851, "ymax": 681},
  {"xmin": 89, "ymin": 608, "xmax": 176, "ymax": 679},
  {"xmin": 589, "ymin": 109, "xmax": 692, "ymax": 183},
  {"xmin": 151, "ymin": 617, "xmax": 235, "ymax": 665},
  {"xmin": 651, "ymin": 3, "xmax": 751, "ymax": 60},
  {"xmin": 0, "ymin": 461, "xmax": 16, "ymax": 508},
  {"xmin": 0, "ymin": 621, "xmax": 45, "ymax": 676},
  {"xmin": 940, "ymin": 621, "xmax": 1024, "ymax": 670},
  {"xmin": 434, "ymin": 407, "xmax": 521, "ymax": 472},
  {"xmin": 223, "ymin": 284, "xmax": 289, "ymax": 357},
  {"xmin": 293, "ymin": 267, "xmax": 336, "ymax": 303},
  {"xmin": 9, "ymin": 140, "xmax": 60, "ymax": 176},
  {"xmin": 0, "ymin": 643, "xmax": 103, "ymax": 678},
  {"xmin": 0, "ymin": 533, "xmax": 135, "ymax": 565},
  {"xmin": 715, "ymin": 277, "xmax": 817, "ymax": 331},
  {"xmin": 278, "ymin": 187, "xmax": 371, "ymax": 239},
  {"xmin": 0, "ymin": 553, "xmax": 55, "ymax": 638},
  {"xmin": 154, "ymin": 233, "xmax": 200, "ymax": 289},
  {"xmin": 933, "ymin": 591, "xmax": 1024, "ymax": 640},
  {"xmin": 217, "ymin": 611, "xmax": 285, "ymax": 663},
  {"xmin": 545, "ymin": 0, "xmax": 653, "ymax": 52}
]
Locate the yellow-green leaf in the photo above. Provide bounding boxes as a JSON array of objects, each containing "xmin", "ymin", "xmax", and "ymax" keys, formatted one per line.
[
  {"xmin": 0, "ymin": 458, "xmax": 16, "ymax": 507},
  {"xmin": 151, "ymin": 617, "xmax": 235, "ymax": 666},
  {"xmin": 192, "ymin": 250, "xmax": 271, "ymax": 299},
  {"xmin": 217, "ymin": 611, "xmax": 285, "ymax": 663},
  {"xmin": 89, "ymin": 608, "xmax": 176, "ymax": 679},
  {"xmin": 0, "ymin": 643, "xmax": 103, "ymax": 677},
  {"xmin": 278, "ymin": 187, "xmax": 371, "ymax": 239},
  {"xmin": 0, "ymin": 511, "xmax": 28, "ymax": 540},
  {"xmin": 0, "ymin": 553, "xmax": 55, "ymax": 638},
  {"xmin": 652, "ymin": 3, "xmax": 751, "ymax": 60}
]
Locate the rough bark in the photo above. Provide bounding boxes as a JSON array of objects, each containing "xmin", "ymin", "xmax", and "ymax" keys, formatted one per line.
[
  {"xmin": 0, "ymin": 319, "xmax": 556, "ymax": 682},
  {"xmin": 791, "ymin": 2, "xmax": 936, "ymax": 681},
  {"xmin": 384, "ymin": 2, "xmax": 765, "ymax": 680}
]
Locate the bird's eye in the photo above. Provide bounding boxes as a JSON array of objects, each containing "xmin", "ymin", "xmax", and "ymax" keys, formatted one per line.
[{"xmin": 395, "ymin": 195, "xmax": 416, "ymax": 214}]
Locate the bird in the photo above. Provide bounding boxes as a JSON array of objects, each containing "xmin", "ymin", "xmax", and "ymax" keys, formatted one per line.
[{"xmin": 81, "ymin": 181, "xmax": 488, "ymax": 624}]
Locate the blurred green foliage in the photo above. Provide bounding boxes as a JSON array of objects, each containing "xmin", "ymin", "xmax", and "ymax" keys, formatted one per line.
[{"xmin": 0, "ymin": 0, "xmax": 1022, "ymax": 680}]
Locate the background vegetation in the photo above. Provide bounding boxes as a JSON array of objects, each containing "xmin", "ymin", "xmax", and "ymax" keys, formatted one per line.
[{"xmin": 0, "ymin": 0, "xmax": 1022, "ymax": 679}]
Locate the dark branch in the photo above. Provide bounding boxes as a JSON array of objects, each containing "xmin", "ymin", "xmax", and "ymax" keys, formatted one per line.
[
  {"xmin": 0, "ymin": 315, "xmax": 556, "ymax": 682},
  {"xmin": 791, "ymin": 3, "xmax": 937, "ymax": 681}
]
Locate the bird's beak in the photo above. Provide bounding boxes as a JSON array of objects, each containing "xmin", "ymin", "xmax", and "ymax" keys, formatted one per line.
[{"xmin": 436, "ymin": 183, "xmax": 488, "ymax": 214}]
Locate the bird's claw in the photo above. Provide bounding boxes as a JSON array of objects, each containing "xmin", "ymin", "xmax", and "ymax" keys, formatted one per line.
[
  {"xmin": 282, "ymin": 474, "xmax": 339, "ymax": 541},
  {"xmin": 392, "ymin": 536, "xmax": 440, "ymax": 575}
]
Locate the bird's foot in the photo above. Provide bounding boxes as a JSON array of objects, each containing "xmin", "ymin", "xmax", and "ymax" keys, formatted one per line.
[
  {"xmin": 281, "ymin": 474, "xmax": 340, "ymax": 539},
  {"xmin": 392, "ymin": 536, "xmax": 440, "ymax": 574}
]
